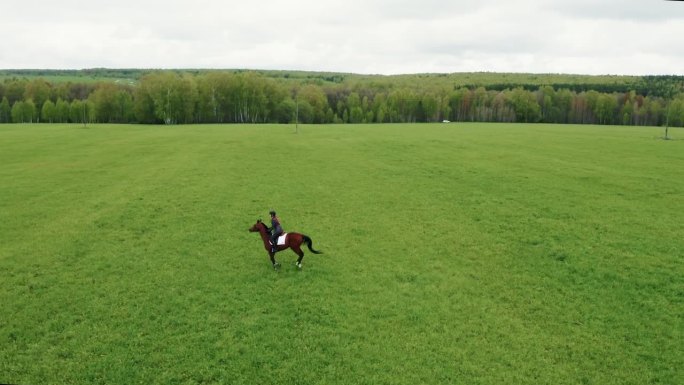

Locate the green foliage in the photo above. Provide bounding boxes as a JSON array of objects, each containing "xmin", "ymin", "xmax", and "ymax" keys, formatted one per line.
[
  {"xmin": 134, "ymin": 72, "xmax": 196, "ymax": 124},
  {"xmin": 595, "ymin": 94, "xmax": 618, "ymax": 125},
  {"xmin": 2, "ymin": 70, "xmax": 684, "ymax": 126},
  {"xmin": 23, "ymin": 79, "xmax": 51, "ymax": 112},
  {"xmin": 10, "ymin": 100, "xmax": 23, "ymax": 122},
  {"xmin": 0, "ymin": 69, "xmax": 140, "ymax": 84},
  {"xmin": 55, "ymin": 98, "xmax": 70, "ymax": 123},
  {"xmin": 507, "ymin": 87, "xmax": 542, "ymax": 123},
  {"xmin": 0, "ymin": 97, "xmax": 10, "ymax": 123},
  {"xmin": 1, "ymin": 123, "xmax": 682, "ymax": 385},
  {"xmin": 41, "ymin": 100, "xmax": 56, "ymax": 123},
  {"xmin": 10, "ymin": 100, "xmax": 36, "ymax": 123},
  {"xmin": 298, "ymin": 84, "xmax": 329, "ymax": 124},
  {"xmin": 69, "ymin": 100, "xmax": 86, "ymax": 124},
  {"xmin": 91, "ymin": 83, "xmax": 135, "ymax": 123},
  {"xmin": 666, "ymin": 98, "xmax": 684, "ymax": 127},
  {"xmin": 274, "ymin": 98, "xmax": 296, "ymax": 123}
]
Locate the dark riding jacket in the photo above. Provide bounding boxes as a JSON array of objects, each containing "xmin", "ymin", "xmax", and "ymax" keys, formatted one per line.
[{"xmin": 270, "ymin": 216, "xmax": 283, "ymax": 236}]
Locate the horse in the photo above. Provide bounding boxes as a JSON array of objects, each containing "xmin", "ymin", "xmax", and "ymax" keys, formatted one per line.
[{"xmin": 248, "ymin": 219, "xmax": 323, "ymax": 270}]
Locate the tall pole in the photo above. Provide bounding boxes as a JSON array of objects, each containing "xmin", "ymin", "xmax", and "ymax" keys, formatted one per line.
[
  {"xmin": 665, "ymin": 104, "xmax": 670, "ymax": 140},
  {"xmin": 167, "ymin": 88, "xmax": 171, "ymax": 125},
  {"xmin": 665, "ymin": 86, "xmax": 675, "ymax": 140},
  {"xmin": 295, "ymin": 92, "xmax": 299, "ymax": 134}
]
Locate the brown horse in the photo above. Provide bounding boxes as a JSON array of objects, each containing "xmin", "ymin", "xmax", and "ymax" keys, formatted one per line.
[{"xmin": 248, "ymin": 219, "xmax": 322, "ymax": 269}]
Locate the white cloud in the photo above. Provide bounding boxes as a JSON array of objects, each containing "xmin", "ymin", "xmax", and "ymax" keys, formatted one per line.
[{"xmin": 1, "ymin": 0, "xmax": 683, "ymax": 75}]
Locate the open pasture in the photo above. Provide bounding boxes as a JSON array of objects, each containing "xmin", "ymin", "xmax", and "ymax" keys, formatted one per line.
[{"xmin": 1, "ymin": 123, "xmax": 682, "ymax": 384}]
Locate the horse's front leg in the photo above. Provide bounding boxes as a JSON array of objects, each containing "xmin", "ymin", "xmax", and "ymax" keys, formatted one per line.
[{"xmin": 269, "ymin": 252, "xmax": 280, "ymax": 270}]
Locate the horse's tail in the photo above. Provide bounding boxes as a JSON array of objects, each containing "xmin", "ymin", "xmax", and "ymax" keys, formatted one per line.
[{"xmin": 302, "ymin": 235, "xmax": 323, "ymax": 254}]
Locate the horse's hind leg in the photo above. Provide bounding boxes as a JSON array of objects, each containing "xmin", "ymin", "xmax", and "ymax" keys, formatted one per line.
[{"xmin": 292, "ymin": 246, "xmax": 304, "ymax": 269}]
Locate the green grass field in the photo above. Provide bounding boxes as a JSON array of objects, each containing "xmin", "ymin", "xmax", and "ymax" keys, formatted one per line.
[{"xmin": 1, "ymin": 123, "xmax": 682, "ymax": 385}]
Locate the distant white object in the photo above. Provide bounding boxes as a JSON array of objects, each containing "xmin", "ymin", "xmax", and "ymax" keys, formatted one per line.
[{"xmin": 442, "ymin": 120, "xmax": 451, "ymax": 123}]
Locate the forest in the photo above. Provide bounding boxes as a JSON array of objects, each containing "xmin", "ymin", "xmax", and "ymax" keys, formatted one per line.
[{"xmin": 1, "ymin": 69, "xmax": 683, "ymax": 126}]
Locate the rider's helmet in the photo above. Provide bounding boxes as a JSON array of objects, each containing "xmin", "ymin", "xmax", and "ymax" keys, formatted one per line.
[{"xmin": 269, "ymin": 210, "xmax": 276, "ymax": 216}]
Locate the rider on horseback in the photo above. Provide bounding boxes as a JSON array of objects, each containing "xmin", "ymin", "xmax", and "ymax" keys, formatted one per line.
[{"xmin": 268, "ymin": 210, "xmax": 283, "ymax": 253}]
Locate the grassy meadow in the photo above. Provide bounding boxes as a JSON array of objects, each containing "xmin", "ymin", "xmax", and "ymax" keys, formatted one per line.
[{"xmin": 1, "ymin": 123, "xmax": 682, "ymax": 385}]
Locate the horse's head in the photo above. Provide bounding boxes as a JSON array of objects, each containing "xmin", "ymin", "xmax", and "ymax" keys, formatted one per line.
[{"xmin": 248, "ymin": 219, "xmax": 265, "ymax": 232}]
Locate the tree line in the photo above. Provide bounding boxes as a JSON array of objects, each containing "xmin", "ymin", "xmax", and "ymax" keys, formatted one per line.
[{"xmin": 1, "ymin": 71, "xmax": 683, "ymax": 127}]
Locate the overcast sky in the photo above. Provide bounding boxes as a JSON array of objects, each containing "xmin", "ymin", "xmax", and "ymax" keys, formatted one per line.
[{"xmin": 1, "ymin": 0, "xmax": 682, "ymax": 75}]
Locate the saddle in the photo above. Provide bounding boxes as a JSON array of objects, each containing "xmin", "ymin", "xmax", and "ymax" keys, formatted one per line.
[{"xmin": 270, "ymin": 233, "xmax": 288, "ymax": 246}]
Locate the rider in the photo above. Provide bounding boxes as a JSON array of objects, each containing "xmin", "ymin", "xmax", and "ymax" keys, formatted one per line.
[{"xmin": 268, "ymin": 210, "xmax": 283, "ymax": 253}]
